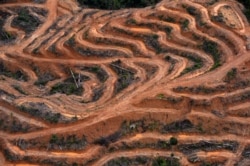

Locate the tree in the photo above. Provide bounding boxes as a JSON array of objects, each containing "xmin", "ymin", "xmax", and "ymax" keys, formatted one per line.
[
  {"xmin": 169, "ymin": 137, "xmax": 178, "ymax": 166},
  {"xmin": 169, "ymin": 137, "xmax": 178, "ymax": 146}
]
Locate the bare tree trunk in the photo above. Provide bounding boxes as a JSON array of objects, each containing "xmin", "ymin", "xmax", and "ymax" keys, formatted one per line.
[{"xmin": 69, "ymin": 68, "xmax": 79, "ymax": 88}]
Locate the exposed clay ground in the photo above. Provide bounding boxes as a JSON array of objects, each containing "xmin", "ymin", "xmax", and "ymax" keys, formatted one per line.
[{"xmin": 0, "ymin": 0, "xmax": 250, "ymax": 165}]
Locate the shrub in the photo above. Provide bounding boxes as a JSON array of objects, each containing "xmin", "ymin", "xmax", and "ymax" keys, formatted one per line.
[
  {"xmin": 201, "ymin": 40, "xmax": 221, "ymax": 70},
  {"xmin": 12, "ymin": 8, "xmax": 41, "ymax": 34},
  {"xmin": 169, "ymin": 137, "xmax": 178, "ymax": 146}
]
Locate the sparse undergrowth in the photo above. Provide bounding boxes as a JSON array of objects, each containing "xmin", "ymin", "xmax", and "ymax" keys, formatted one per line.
[
  {"xmin": 18, "ymin": 102, "xmax": 77, "ymax": 124},
  {"xmin": 12, "ymin": 7, "xmax": 45, "ymax": 34},
  {"xmin": 0, "ymin": 62, "xmax": 27, "ymax": 81},
  {"xmin": 104, "ymin": 156, "xmax": 180, "ymax": 166},
  {"xmin": 50, "ymin": 76, "xmax": 88, "ymax": 96},
  {"xmin": 110, "ymin": 60, "xmax": 137, "ymax": 94},
  {"xmin": 201, "ymin": 40, "xmax": 221, "ymax": 70},
  {"xmin": 0, "ymin": 110, "xmax": 41, "ymax": 133}
]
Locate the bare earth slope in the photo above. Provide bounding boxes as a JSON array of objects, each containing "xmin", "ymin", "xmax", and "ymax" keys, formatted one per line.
[{"xmin": 0, "ymin": 0, "xmax": 250, "ymax": 165}]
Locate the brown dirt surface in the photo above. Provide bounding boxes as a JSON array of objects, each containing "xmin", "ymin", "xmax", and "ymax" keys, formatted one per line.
[{"xmin": 0, "ymin": 0, "xmax": 250, "ymax": 165}]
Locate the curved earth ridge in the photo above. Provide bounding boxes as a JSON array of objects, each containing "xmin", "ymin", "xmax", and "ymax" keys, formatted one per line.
[{"xmin": 0, "ymin": 0, "xmax": 250, "ymax": 165}]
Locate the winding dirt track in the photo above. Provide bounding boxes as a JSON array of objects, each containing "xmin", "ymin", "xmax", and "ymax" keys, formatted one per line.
[{"xmin": 0, "ymin": 0, "xmax": 250, "ymax": 165}]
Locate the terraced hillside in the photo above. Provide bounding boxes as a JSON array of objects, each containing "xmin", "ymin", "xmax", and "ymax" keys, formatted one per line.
[{"xmin": 0, "ymin": 0, "xmax": 250, "ymax": 165}]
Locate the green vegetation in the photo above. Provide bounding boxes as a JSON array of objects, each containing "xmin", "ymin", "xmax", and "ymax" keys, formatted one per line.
[
  {"xmin": 0, "ymin": 31, "xmax": 15, "ymax": 42},
  {"xmin": 34, "ymin": 71, "xmax": 57, "ymax": 86},
  {"xmin": 77, "ymin": 0, "xmax": 161, "ymax": 10},
  {"xmin": 169, "ymin": 137, "xmax": 178, "ymax": 146},
  {"xmin": 19, "ymin": 106, "xmax": 61, "ymax": 124},
  {"xmin": 181, "ymin": 61, "xmax": 202, "ymax": 75},
  {"xmin": 18, "ymin": 103, "xmax": 73, "ymax": 124},
  {"xmin": 49, "ymin": 134, "xmax": 87, "ymax": 150},
  {"xmin": 126, "ymin": 18, "xmax": 137, "ymax": 25},
  {"xmin": 0, "ymin": 62, "xmax": 27, "ymax": 81},
  {"xmin": 66, "ymin": 35, "xmax": 76, "ymax": 46},
  {"xmin": 81, "ymin": 66, "xmax": 108, "ymax": 82},
  {"xmin": 50, "ymin": 77, "xmax": 84, "ymax": 96},
  {"xmin": 180, "ymin": 53, "xmax": 203, "ymax": 75},
  {"xmin": 12, "ymin": 8, "xmax": 41, "ymax": 34},
  {"xmin": 0, "ymin": 109, "xmax": 42, "ymax": 133},
  {"xmin": 0, "ymin": 11, "xmax": 15, "ymax": 42},
  {"xmin": 113, "ymin": 26, "xmax": 163, "ymax": 54},
  {"xmin": 225, "ymin": 68, "xmax": 237, "ymax": 82},
  {"xmin": 201, "ymin": 40, "xmax": 221, "ymax": 70},
  {"xmin": 181, "ymin": 19, "xmax": 189, "ymax": 30},
  {"xmin": 12, "ymin": 85, "xmax": 27, "ymax": 95},
  {"xmin": 105, "ymin": 156, "xmax": 149, "ymax": 166},
  {"xmin": 50, "ymin": 82, "xmax": 83, "ymax": 96},
  {"xmin": 110, "ymin": 60, "xmax": 136, "ymax": 93},
  {"xmin": 158, "ymin": 15, "xmax": 176, "ymax": 23},
  {"xmin": 186, "ymin": 6, "xmax": 197, "ymax": 15},
  {"xmin": 50, "ymin": 134, "xmax": 58, "ymax": 144},
  {"xmin": 152, "ymin": 156, "xmax": 180, "ymax": 166},
  {"xmin": 238, "ymin": 0, "xmax": 250, "ymax": 21},
  {"xmin": 164, "ymin": 55, "xmax": 177, "ymax": 73},
  {"xmin": 156, "ymin": 93, "xmax": 165, "ymax": 99}
]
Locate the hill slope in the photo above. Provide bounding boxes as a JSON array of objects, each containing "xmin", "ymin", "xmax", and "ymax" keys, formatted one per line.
[{"xmin": 0, "ymin": 0, "xmax": 250, "ymax": 165}]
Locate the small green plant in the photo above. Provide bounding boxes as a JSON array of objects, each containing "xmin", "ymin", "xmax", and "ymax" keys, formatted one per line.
[
  {"xmin": 12, "ymin": 8, "xmax": 42, "ymax": 33},
  {"xmin": 169, "ymin": 137, "xmax": 178, "ymax": 166},
  {"xmin": 156, "ymin": 93, "xmax": 165, "ymax": 99},
  {"xmin": 197, "ymin": 122, "xmax": 204, "ymax": 132},
  {"xmin": 152, "ymin": 34, "xmax": 159, "ymax": 39},
  {"xmin": 201, "ymin": 40, "xmax": 221, "ymax": 70},
  {"xmin": 169, "ymin": 137, "xmax": 178, "ymax": 146},
  {"xmin": 66, "ymin": 35, "xmax": 76, "ymax": 46},
  {"xmin": 225, "ymin": 68, "xmax": 237, "ymax": 82},
  {"xmin": 181, "ymin": 19, "xmax": 189, "ymax": 30},
  {"xmin": 165, "ymin": 27, "xmax": 172, "ymax": 36},
  {"xmin": 126, "ymin": 18, "xmax": 137, "ymax": 25},
  {"xmin": 50, "ymin": 79, "xmax": 83, "ymax": 96},
  {"xmin": 50, "ymin": 134, "xmax": 58, "ymax": 144}
]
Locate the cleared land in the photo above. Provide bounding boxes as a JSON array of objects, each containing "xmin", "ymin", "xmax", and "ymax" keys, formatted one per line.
[{"xmin": 0, "ymin": 0, "xmax": 250, "ymax": 165}]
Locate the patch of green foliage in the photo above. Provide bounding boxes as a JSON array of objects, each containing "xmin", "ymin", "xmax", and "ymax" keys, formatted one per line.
[
  {"xmin": 0, "ymin": 62, "xmax": 27, "ymax": 81},
  {"xmin": 238, "ymin": 0, "xmax": 250, "ymax": 21},
  {"xmin": 225, "ymin": 68, "xmax": 237, "ymax": 82},
  {"xmin": 50, "ymin": 82, "xmax": 83, "ymax": 96},
  {"xmin": 12, "ymin": 8, "xmax": 41, "ymax": 34},
  {"xmin": 19, "ymin": 105, "xmax": 62, "ymax": 124},
  {"xmin": 77, "ymin": 0, "xmax": 161, "ymax": 10},
  {"xmin": 152, "ymin": 156, "xmax": 180, "ymax": 166},
  {"xmin": 180, "ymin": 53, "xmax": 203, "ymax": 75},
  {"xmin": 201, "ymin": 40, "xmax": 221, "ymax": 70},
  {"xmin": 181, "ymin": 19, "xmax": 189, "ymax": 30}
]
